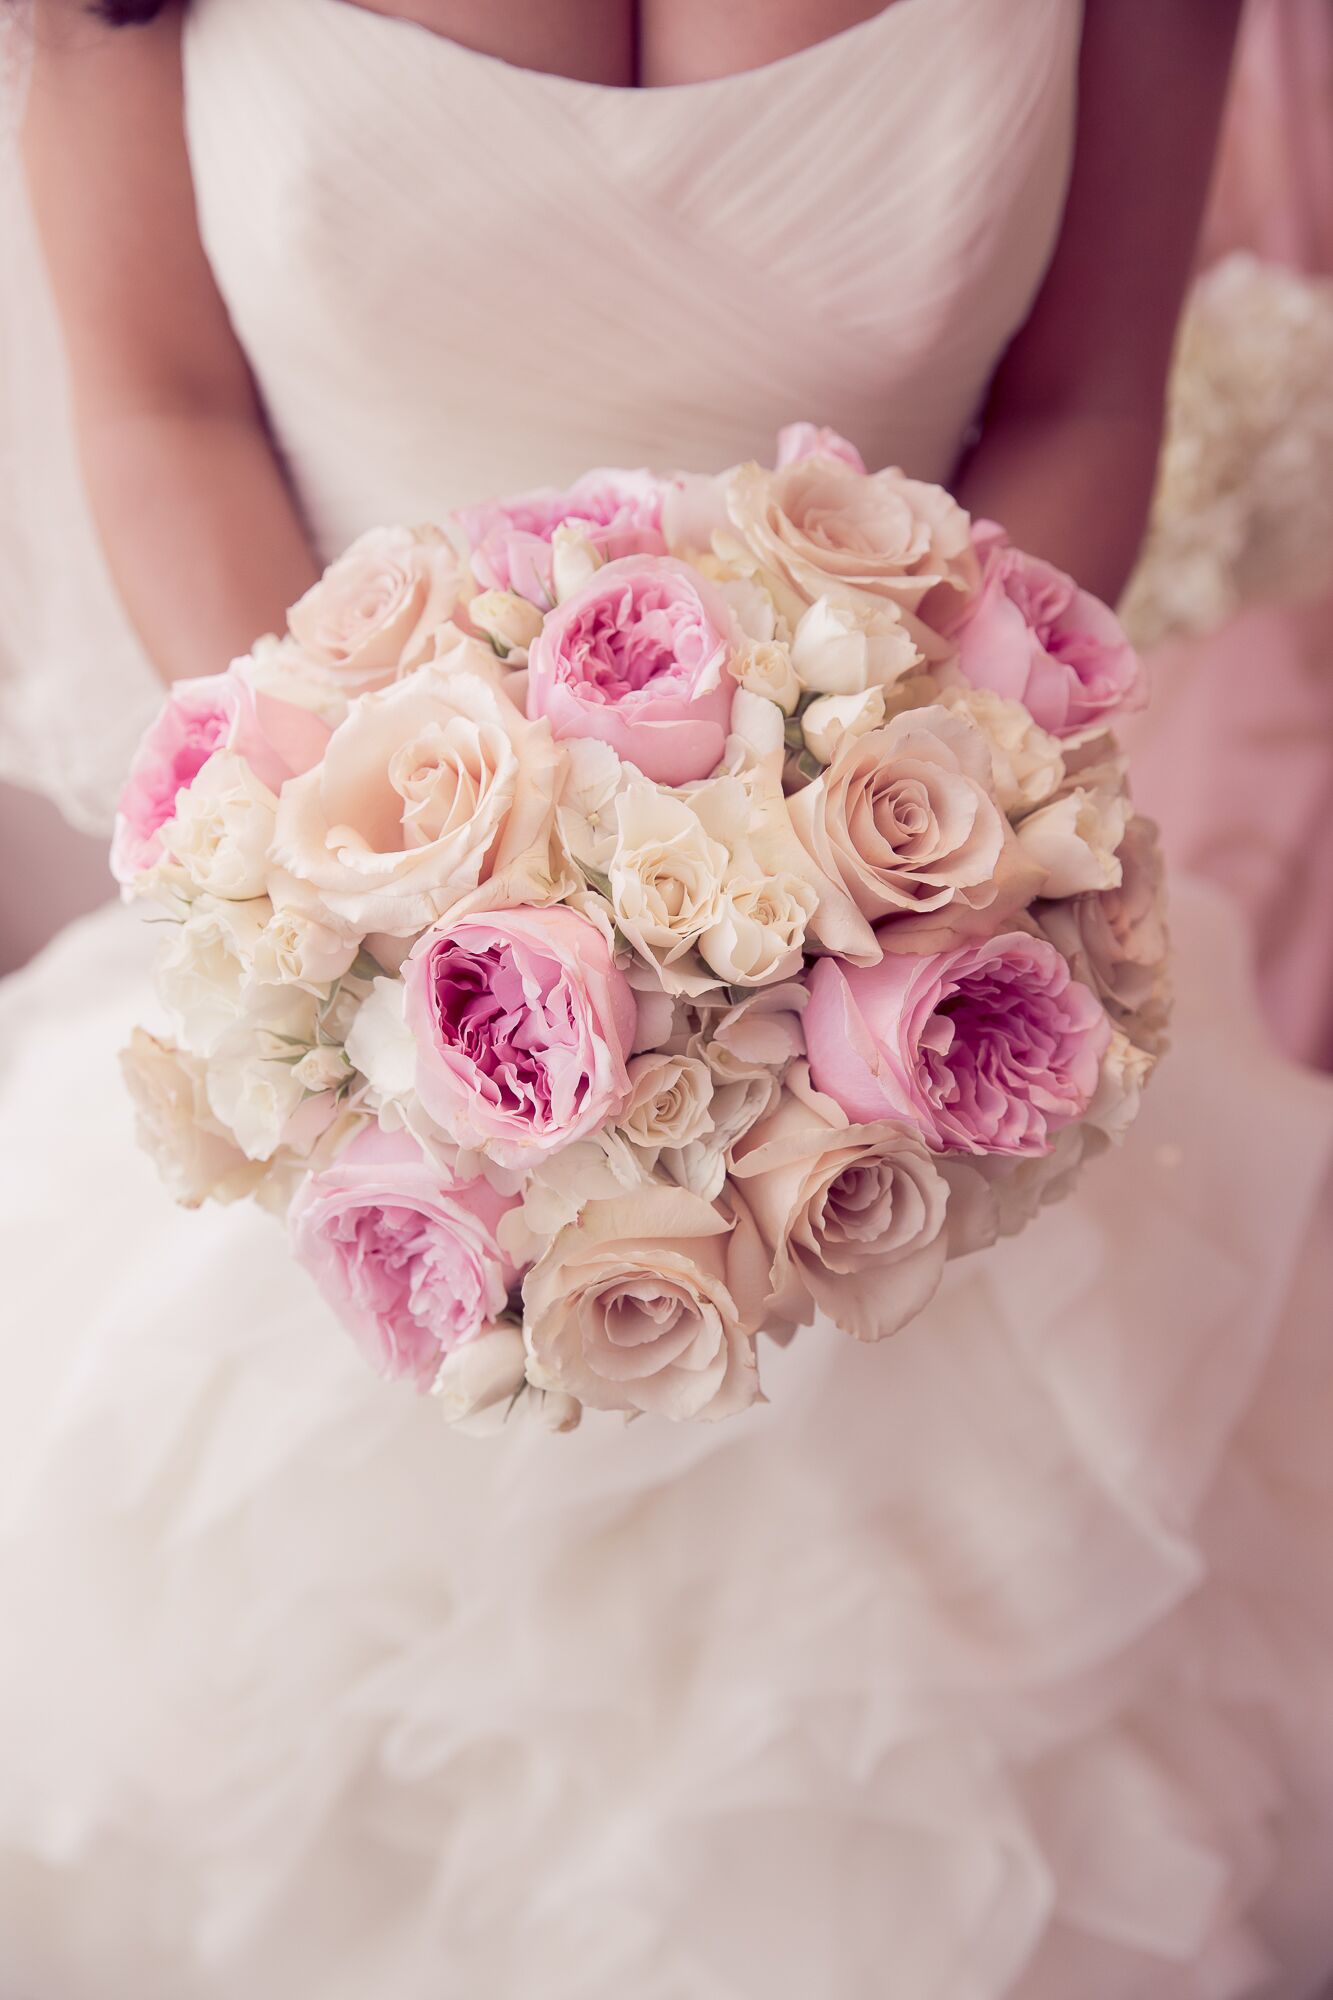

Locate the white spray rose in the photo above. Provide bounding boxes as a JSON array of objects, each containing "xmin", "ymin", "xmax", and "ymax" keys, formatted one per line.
[{"xmin": 162, "ymin": 751, "xmax": 278, "ymax": 901}]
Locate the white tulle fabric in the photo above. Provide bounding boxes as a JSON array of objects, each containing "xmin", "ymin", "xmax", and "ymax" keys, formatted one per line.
[{"xmin": 2, "ymin": 1, "xmax": 1333, "ymax": 1994}]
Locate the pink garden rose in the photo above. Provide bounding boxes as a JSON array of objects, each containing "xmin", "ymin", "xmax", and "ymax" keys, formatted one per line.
[
  {"xmin": 402, "ymin": 904, "xmax": 637, "ymax": 1167},
  {"xmin": 289, "ymin": 1125, "xmax": 520, "ymax": 1390},
  {"xmin": 953, "ymin": 524, "xmax": 1145, "ymax": 738},
  {"xmin": 774, "ymin": 422, "xmax": 868, "ymax": 474},
  {"xmin": 804, "ymin": 929, "xmax": 1110, "ymax": 1155},
  {"xmin": 454, "ymin": 470, "xmax": 666, "ymax": 606},
  {"xmin": 111, "ymin": 666, "xmax": 330, "ymax": 885},
  {"xmin": 526, "ymin": 555, "xmax": 737, "ymax": 784}
]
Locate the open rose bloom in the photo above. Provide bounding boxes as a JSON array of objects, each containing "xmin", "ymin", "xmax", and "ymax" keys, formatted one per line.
[{"xmin": 117, "ymin": 427, "xmax": 1168, "ymax": 1433}]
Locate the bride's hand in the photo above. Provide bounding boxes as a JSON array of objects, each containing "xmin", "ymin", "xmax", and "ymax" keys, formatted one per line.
[
  {"xmin": 23, "ymin": 0, "xmax": 319, "ymax": 682},
  {"xmin": 955, "ymin": 0, "xmax": 1243, "ymax": 609}
]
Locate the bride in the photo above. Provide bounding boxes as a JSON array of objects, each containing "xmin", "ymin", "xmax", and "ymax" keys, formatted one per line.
[{"xmin": 3, "ymin": 1, "xmax": 1333, "ymax": 1994}]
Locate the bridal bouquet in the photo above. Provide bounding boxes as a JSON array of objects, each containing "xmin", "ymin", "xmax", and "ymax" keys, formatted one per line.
[{"xmin": 115, "ymin": 424, "xmax": 1168, "ymax": 1433}]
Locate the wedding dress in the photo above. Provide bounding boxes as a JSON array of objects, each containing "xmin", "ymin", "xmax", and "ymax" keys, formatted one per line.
[{"xmin": 2, "ymin": 1, "xmax": 1333, "ymax": 1995}]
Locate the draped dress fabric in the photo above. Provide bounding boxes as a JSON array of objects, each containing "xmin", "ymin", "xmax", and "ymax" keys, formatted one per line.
[{"xmin": 2, "ymin": 1, "xmax": 1333, "ymax": 1994}]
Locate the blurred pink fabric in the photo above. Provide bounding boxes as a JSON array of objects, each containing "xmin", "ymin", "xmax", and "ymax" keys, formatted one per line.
[{"xmin": 1131, "ymin": 0, "xmax": 1333, "ymax": 1069}]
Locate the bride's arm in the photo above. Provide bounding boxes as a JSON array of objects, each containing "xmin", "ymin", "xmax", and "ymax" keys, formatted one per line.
[
  {"xmin": 955, "ymin": 0, "xmax": 1242, "ymax": 606},
  {"xmin": 23, "ymin": 0, "xmax": 319, "ymax": 683}
]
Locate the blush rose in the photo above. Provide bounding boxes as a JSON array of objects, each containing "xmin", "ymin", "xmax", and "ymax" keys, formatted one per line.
[
  {"xmin": 526, "ymin": 556, "xmax": 737, "ymax": 785},
  {"xmin": 453, "ymin": 469, "xmax": 666, "ymax": 606},
  {"xmin": 951, "ymin": 524, "xmax": 1145, "ymax": 738},
  {"xmin": 805, "ymin": 930, "xmax": 1110, "ymax": 1155},
  {"xmin": 402, "ymin": 904, "xmax": 637, "ymax": 1168},
  {"xmin": 289, "ymin": 1125, "xmax": 520, "ymax": 1389},
  {"xmin": 112, "ymin": 666, "xmax": 329, "ymax": 885}
]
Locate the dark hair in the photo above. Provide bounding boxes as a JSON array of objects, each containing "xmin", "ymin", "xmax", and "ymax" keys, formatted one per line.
[{"xmin": 93, "ymin": 1, "xmax": 170, "ymax": 20}]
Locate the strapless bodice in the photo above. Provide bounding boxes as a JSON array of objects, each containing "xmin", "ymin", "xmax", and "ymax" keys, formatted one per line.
[{"xmin": 183, "ymin": 0, "xmax": 1081, "ymax": 559}]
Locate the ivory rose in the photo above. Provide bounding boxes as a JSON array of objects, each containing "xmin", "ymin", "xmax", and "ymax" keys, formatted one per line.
[
  {"xmin": 522, "ymin": 1186, "xmax": 767, "ymax": 1421},
  {"xmin": 527, "ymin": 556, "xmax": 737, "ymax": 785},
  {"xmin": 286, "ymin": 525, "xmax": 465, "ymax": 694},
  {"xmin": 289, "ymin": 1126, "xmax": 521, "ymax": 1390},
  {"xmin": 952, "ymin": 525, "xmax": 1145, "ymax": 738},
  {"xmin": 799, "ymin": 686, "xmax": 887, "ymax": 765},
  {"xmin": 252, "ymin": 904, "xmax": 360, "ymax": 993},
  {"xmin": 1015, "ymin": 783, "xmax": 1131, "ymax": 898},
  {"xmin": 731, "ymin": 1063, "xmax": 949, "ymax": 1341},
  {"xmin": 402, "ymin": 905, "xmax": 637, "ymax": 1167},
  {"xmin": 607, "ymin": 781, "xmax": 729, "ymax": 992},
  {"xmin": 1035, "ymin": 814, "xmax": 1170, "ymax": 1048},
  {"xmin": 111, "ymin": 667, "xmax": 329, "ymax": 885},
  {"xmin": 431, "ymin": 1324, "xmax": 581, "ymax": 1436},
  {"xmin": 788, "ymin": 597, "xmax": 920, "ymax": 696},
  {"xmin": 721, "ymin": 457, "xmax": 978, "ymax": 634},
  {"xmin": 608, "ymin": 770, "xmax": 825, "ymax": 994},
  {"xmin": 790, "ymin": 705, "xmax": 1013, "ymax": 962},
  {"xmin": 805, "ymin": 930, "xmax": 1111, "ymax": 1155},
  {"xmin": 616, "ymin": 1051, "xmax": 716, "ymax": 1151},
  {"xmin": 271, "ymin": 660, "xmax": 567, "ymax": 937},
  {"xmin": 935, "ymin": 684, "xmax": 1064, "ymax": 815},
  {"xmin": 205, "ymin": 983, "xmax": 356, "ymax": 1162},
  {"xmin": 154, "ymin": 896, "xmax": 271, "ymax": 1055},
  {"xmin": 161, "ymin": 750, "xmax": 279, "ymax": 901},
  {"xmin": 120, "ymin": 1027, "xmax": 266, "ymax": 1208},
  {"xmin": 454, "ymin": 469, "xmax": 666, "ymax": 606}
]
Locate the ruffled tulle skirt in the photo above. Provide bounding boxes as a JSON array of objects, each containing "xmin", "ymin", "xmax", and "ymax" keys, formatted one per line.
[{"xmin": 1, "ymin": 884, "xmax": 1332, "ymax": 2000}]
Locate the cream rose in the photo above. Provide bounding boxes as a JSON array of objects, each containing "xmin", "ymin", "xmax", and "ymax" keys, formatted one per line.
[
  {"xmin": 467, "ymin": 589, "xmax": 546, "ymax": 657},
  {"xmin": 160, "ymin": 750, "xmax": 278, "ymax": 901},
  {"xmin": 731, "ymin": 1063, "xmax": 949, "ymax": 1342},
  {"xmin": 788, "ymin": 597, "xmax": 920, "ymax": 695},
  {"xmin": 120, "ymin": 1028, "xmax": 265, "ymax": 1208},
  {"xmin": 286, "ymin": 525, "xmax": 465, "ymax": 694},
  {"xmin": 1015, "ymin": 784, "xmax": 1131, "ymax": 898},
  {"xmin": 608, "ymin": 781, "xmax": 729, "ymax": 994},
  {"xmin": 790, "ymin": 706, "xmax": 1013, "ymax": 962},
  {"xmin": 799, "ymin": 686, "xmax": 887, "ymax": 766},
  {"xmin": 253, "ymin": 904, "xmax": 360, "ymax": 992},
  {"xmin": 721, "ymin": 458, "xmax": 978, "ymax": 640},
  {"xmin": 935, "ymin": 684, "xmax": 1065, "ymax": 815},
  {"xmin": 615, "ymin": 1051, "xmax": 716, "ymax": 1152},
  {"xmin": 155, "ymin": 895, "xmax": 271, "ymax": 1056},
  {"xmin": 431, "ymin": 1325, "xmax": 582, "ymax": 1436},
  {"xmin": 205, "ymin": 986, "xmax": 334, "ymax": 1162},
  {"xmin": 1035, "ymin": 815, "xmax": 1170, "ymax": 1049},
  {"xmin": 699, "ymin": 869, "xmax": 818, "ymax": 987},
  {"xmin": 522, "ymin": 1186, "xmax": 768, "ymax": 1421},
  {"xmin": 735, "ymin": 640, "xmax": 801, "ymax": 713},
  {"xmin": 272, "ymin": 660, "xmax": 568, "ymax": 938}
]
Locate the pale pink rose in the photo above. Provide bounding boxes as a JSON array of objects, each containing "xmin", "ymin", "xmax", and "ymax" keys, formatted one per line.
[
  {"xmin": 522, "ymin": 1186, "xmax": 768, "ymax": 1422},
  {"xmin": 289, "ymin": 1125, "xmax": 520, "ymax": 1390},
  {"xmin": 112, "ymin": 667, "xmax": 330, "ymax": 885},
  {"xmin": 271, "ymin": 662, "xmax": 566, "ymax": 938},
  {"xmin": 402, "ymin": 904, "xmax": 637, "ymax": 1168},
  {"xmin": 805, "ymin": 930, "xmax": 1110, "ymax": 1155},
  {"xmin": 731, "ymin": 1062, "xmax": 949, "ymax": 1342},
  {"xmin": 952, "ymin": 524, "xmax": 1146, "ymax": 738},
  {"xmin": 774, "ymin": 422, "xmax": 868, "ymax": 474},
  {"xmin": 789, "ymin": 706, "xmax": 1012, "ymax": 962},
  {"xmin": 723, "ymin": 458, "xmax": 978, "ymax": 627},
  {"xmin": 286, "ymin": 526, "xmax": 465, "ymax": 694},
  {"xmin": 453, "ymin": 470, "xmax": 666, "ymax": 606},
  {"xmin": 1036, "ymin": 815, "xmax": 1171, "ymax": 1050},
  {"xmin": 526, "ymin": 556, "xmax": 737, "ymax": 784}
]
